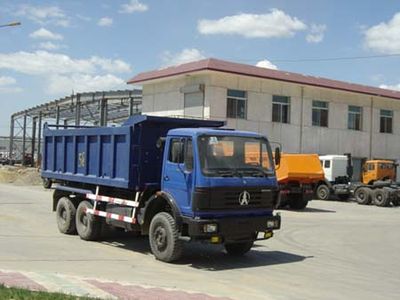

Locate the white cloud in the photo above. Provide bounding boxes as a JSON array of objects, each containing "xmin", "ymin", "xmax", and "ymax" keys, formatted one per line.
[
  {"xmin": 0, "ymin": 76, "xmax": 22, "ymax": 94},
  {"xmin": 119, "ymin": 0, "xmax": 148, "ymax": 14},
  {"xmin": 161, "ymin": 48, "xmax": 206, "ymax": 67},
  {"xmin": 47, "ymin": 74, "xmax": 125, "ymax": 95},
  {"xmin": 306, "ymin": 24, "xmax": 326, "ymax": 43},
  {"xmin": 256, "ymin": 59, "xmax": 278, "ymax": 70},
  {"xmin": 30, "ymin": 28, "xmax": 63, "ymax": 40},
  {"xmin": 16, "ymin": 4, "xmax": 70, "ymax": 27},
  {"xmin": 0, "ymin": 51, "xmax": 131, "ymax": 75},
  {"xmin": 364, "ymin": 12, "xmax": 400, "ymax": 54},
  {"xmin": 379, "ymin": 83, "xmax": 400, "ymax": 91},
  {"xmin": 98, "ymin": 17, "xmax": 113, "ymax": 27},
  {"xmin": 0, "ymin": 76, "xmax": 16, "ymax": 86},
  {"xmin": 0, "ymin": 51, "xmax": 131, "ymax": 95},
  {"xmin": 198, "ymin": 9, "xmax": 307, "ymax": 38},
  {"xmin": 37, "ymin": 42, "xmax": 62, "ymax": 51}
]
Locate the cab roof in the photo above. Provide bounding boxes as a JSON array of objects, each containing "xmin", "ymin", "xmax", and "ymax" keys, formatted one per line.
[{"xmin": 167, "ymin": 127, "xmax": 265, "ymax": 139}]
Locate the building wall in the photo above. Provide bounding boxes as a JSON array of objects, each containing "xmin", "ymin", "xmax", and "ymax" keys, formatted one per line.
[{"xmin": 141, "ymin": 71, "xmax": 400, "ymax": 162}]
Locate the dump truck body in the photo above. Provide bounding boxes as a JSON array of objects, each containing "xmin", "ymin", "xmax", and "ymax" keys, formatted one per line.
[
  {"xmin": 42, "ymin": 115, "xmax": 281, "ymax": 262},
  {"xmin": 276, "ymin": 153, "xmax": 325, "ymax": 209}
]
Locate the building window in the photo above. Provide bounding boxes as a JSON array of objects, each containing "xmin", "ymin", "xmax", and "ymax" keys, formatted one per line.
[
  {"xmin": 348, "ymin": 105, "xmax": 362, "ymax": 131},
  {"xmin": 312, "ymin": 100, "xmax": 329, "ymax": 127},
  {"xmin": 226, "ymin": 89, "xmax": 247, "ymax": 119},
  {"xmin": 272, "ymin": 95, "xmax": 290, "ymax": 123},
  {"xmin": 380, "ymin": 109, "xmax": 393, "ymax": 133}
]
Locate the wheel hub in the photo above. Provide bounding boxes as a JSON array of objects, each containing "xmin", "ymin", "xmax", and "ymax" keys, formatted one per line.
[
  {"xmin": 60, "ymin": 208, "xmax": 67, "ymax": 221},
  {"xmin": 154, "ymin": 226, "xmax": 167, "ymax": 250}
]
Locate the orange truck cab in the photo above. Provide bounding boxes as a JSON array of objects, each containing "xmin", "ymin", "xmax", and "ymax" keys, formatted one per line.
[
  {"xmin": 362, "ymin": 160, "xmax": 397, "ymax": 185},
  {"xmin": 275, "ymin": 153, "xmax": 325, "ymax": 209}
]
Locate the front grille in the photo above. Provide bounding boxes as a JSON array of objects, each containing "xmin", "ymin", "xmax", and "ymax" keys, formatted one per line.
[{"xmin": 193, "ymin": 186, "xmax": 278, "ymax": 211}]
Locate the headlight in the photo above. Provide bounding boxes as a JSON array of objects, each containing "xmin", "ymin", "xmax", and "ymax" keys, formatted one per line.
[{"xmin": 203, "ymin": 223, "xmax": 218, "ymax": 233}]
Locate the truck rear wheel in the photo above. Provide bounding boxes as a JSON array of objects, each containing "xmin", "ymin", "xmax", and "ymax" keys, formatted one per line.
[
  {"xmin": 354, "ymin": 187, "xmax": 371, "ymax": 205},
  {"xmin": 149, "ymin": 212, "xmax": 183, "ymax": 263},
  {"xmin": 76, "ymin": 201, "xmax": 102, "ymax": 241},
  {"xmin": 316, "ymin": 184, "xmax": 330, "ymax": 200},
  {"xmin": 56, "ymin": 197, "xmax": 77, "ymax": 234},
  {"xmin": 225, "ymin": 241, "xmax": 254, "ymax": 256},
  {"xmin": 372, "ymin": 189, "xmax": 391, "ymax": 207},
  {"xmin": 288, "ymin": 195, "xmax": 308, "ymax": 210}
]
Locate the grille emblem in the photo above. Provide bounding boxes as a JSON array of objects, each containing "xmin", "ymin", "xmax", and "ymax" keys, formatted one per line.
[{"xmin": 239, "ymin": 191, "xmax": 250, "ymax": 205}]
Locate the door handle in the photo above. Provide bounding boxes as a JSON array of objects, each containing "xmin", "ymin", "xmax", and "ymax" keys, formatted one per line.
[{"xmin": 163, "ymin": 176, "xmax": 169, "ymax": 181}]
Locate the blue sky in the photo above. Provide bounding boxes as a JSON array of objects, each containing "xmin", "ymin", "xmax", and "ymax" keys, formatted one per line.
[{"xmin": 1, "ymin": 0, "xmax": 400, "ymax": 134}]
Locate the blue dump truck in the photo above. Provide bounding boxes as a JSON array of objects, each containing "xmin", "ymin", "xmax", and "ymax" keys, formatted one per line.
[{"xmin": 42, "ymin": 115, "xmax": 281, "ymax": 262}]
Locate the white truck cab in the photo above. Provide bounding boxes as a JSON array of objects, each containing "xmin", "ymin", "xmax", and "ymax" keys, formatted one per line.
[
  {"xmin": 319, "ymin": 155, "xmax": 348, "ymax": 183},
  {"xmin": 316, "ymin": 155, "xmax": 352, "ymax": 200}
]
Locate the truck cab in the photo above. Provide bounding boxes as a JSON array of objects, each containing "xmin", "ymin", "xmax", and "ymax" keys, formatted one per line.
[
  {"xmin": 362, "ymin": 160, "xmax": 396, "ymax": 185},
  {"xmin": 156, "ymin": 128, "xmax": 281, "ymax": 256},
  {"xmin": 316, "ymin": 155, "xmax": 352, "ymax": 200}
]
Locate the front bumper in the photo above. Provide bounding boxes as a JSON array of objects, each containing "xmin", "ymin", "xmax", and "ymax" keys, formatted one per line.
[{"xmin": 182, "ymin": 214, "xmax": 281, "ymax": 243}]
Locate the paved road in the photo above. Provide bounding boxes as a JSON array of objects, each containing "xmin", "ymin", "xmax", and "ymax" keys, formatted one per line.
[{"xmin": 0, "ymin": 183, "xmax": 399, "ymax": 299}]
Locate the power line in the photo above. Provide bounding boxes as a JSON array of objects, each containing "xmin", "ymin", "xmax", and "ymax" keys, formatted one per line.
[{"xmin": 233, "ymin": 53, "xmax": 400, "ymax": 63}]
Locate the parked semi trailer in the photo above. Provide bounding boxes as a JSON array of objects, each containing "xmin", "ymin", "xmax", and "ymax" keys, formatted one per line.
[
  {"xmin": 42, "ymin": 115, "xmax": 281, "ymax": 262},
  {"xmin": 316, "ymin": 155, "xmax": 399, "ymax": 207},
  {"xmin": 276, "ymin": 153, "xmax": 325, "ymax": 210}
]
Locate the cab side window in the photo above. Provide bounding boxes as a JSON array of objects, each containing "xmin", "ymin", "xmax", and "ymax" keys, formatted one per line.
[
  {"xmin": 324, "ymin": 160, "xmax": 331, "ymax": 168},
  {"xmin": 169, "ymin": 139, "xmax": 184, "ymax": 164},
  {"xmin": 168, "ymin": 138, "xmax": 194, "ymax": 171},
  {"xmin": 367, "ymin": 164, "xmax": 375, "ymax": 171},
  {"xmin": 184, "ymin": 139, "xmax": 194, "ymax": 171}
]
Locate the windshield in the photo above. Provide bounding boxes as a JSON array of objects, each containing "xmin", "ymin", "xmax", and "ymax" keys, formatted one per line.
[{"xmin": 198, "ymin": 135, "xmax": 274, "ymax": 177}]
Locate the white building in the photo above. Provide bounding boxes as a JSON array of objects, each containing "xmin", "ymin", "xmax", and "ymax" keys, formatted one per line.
[{"xmin": 128, "ymin": 58, "xmax": 400, "ymax": 179}]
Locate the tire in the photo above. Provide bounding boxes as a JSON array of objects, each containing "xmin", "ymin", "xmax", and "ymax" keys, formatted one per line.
[
  {"xmin": 76, "ymin": 201, "xmax": 102, "ymax": 241},
  {"xmin": 337, "ymin": 194, "xmax": 349, "ymax": 201},
  {"xmin": 149, "ymin": 212, "xmax": 183, "ymax": 263},
  {"xmin": 56, "ymin": 197, "xmax": 77, "ymax": 234},
  {"xmin": 392, "ymin": 198, "xmax": 400, "ymax": 207},
  {"xmin": 225, "ymin": 241, "xmax": 254, "ymax": 256},
  {"xmin": 354, "ymin": 187, "xmax": 372, "ymax": 205},
  {"xmin": 372, "ymin": 189, "xmax": 391, "ymax": 207},
  {"xmin": 316, "ymin": 184, "xmax": 330, "ymax": 200},
  {"xmin": 42, "ymin": 178, "xmax": 52, "ymax": 189},
  {"xmin": 288, "ymin": 195, "xmax": 308, "ymax": 210}
]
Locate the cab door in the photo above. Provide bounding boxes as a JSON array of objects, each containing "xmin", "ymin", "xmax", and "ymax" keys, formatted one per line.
[
  {"xmin": 162, "ymin": 137, "xmax": 195, "ymax": 216},
  {"xmin": 362, "ymin": 163, "xmax": 375, "ymax": 184}
]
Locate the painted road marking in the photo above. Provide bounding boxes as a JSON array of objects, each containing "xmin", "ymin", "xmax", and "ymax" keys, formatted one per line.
[
  {"xmin": 0, "ymin": 270, "xmax": 45, "ymax": 291},
  {"xmin": 0, "ymin": 269, "xmax": 231, "ymax": 299}
]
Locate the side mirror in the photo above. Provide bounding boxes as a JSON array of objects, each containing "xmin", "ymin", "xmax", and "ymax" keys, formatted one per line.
[
  {"xmin": 156, "ymin": 137, "xmax": 166, "ymax": 149},
  {"xmin": 274, "ymin": 147, "xmax": 281, "ymax": 166}
]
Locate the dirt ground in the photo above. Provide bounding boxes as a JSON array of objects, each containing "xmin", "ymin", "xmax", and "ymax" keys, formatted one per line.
[{"xmin": 0, "ymin": 166, "xmax": 42, "ymax": 186}]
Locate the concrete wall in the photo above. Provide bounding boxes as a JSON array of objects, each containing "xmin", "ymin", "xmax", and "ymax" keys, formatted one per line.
[{"xmin": 141, "ymin": 71, "xmax": 400, "ymax": 162}]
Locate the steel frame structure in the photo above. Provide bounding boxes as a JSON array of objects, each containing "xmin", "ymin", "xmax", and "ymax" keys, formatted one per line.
[{"xmin": 9, "ymin": 89, "xmax": 142, "ymax": 166}]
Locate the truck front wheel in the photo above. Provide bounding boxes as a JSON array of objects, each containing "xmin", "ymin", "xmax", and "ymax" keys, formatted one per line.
[
  {"xmin": 76, "ymin": 201, "xmax": 102, "ymax": 241},
  {"xmin": 149, "ymin": 212, "xmax": 183, "ymax": 263},
  {"xmin": 316, "ymin": 184, "xmax": 330, "ymax": 200},
  {"xmin": 225, "ymin": 241, "xmax": 254, "ymax": 256},
  {"xmin": 56, "ymin": 197, "xmax": 77, "ymax": 234}
]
